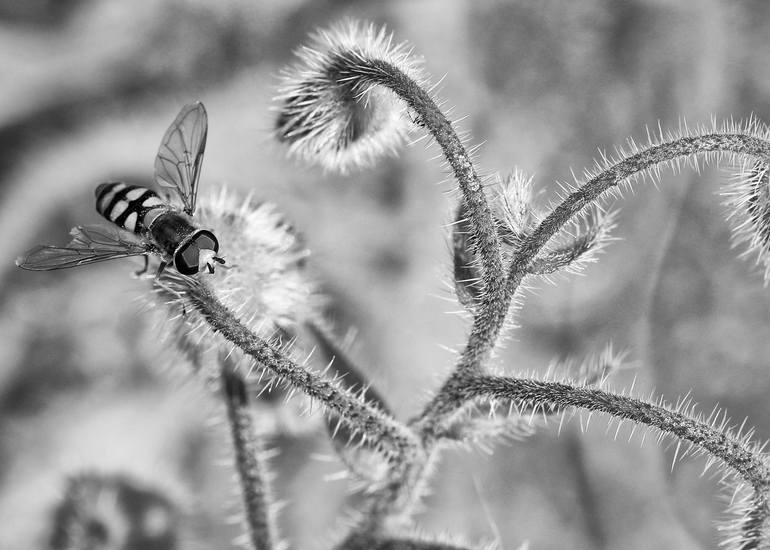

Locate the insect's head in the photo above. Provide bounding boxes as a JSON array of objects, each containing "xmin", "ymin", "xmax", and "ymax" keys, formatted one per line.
[{"xmin": 174, "ymin": 230, "xmax": 225, "ymax": 275}]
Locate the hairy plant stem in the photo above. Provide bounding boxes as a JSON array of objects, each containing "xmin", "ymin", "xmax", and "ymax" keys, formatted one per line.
[
  {"xmin": 336, "ymin": 533, "xmax": 474, "ymax": 550},
  {"xmin": 337, "ymin": 55, "xmax": 506, "ymax": 375},
  {"xmin": 416, "ymin": 133, "xmax": 770, "ymax": 437},
  {"xmin": 306, "ymin": 320, "xmax": 401, "ymax": 485},
  {"xmin": 222, "ymin": 367, "xmax": 277, "ymax": 550},
  {"xmin": 465, "ymin": 375, "xmax": 770, "ymax": 486},
  {"xmin": 372, "ymin": 132, "xmax": 770, "ymax": 539},
  {"xmin": 460, "ymin": 374, "xmax": 770, "ymax": 549},
  {"xmin": 184, "ymin": 279, "xmax": 422, "ymax": 476},
  {"xmin": 321, "ymin": 53, "xmax": 513, "ymax": 530}
]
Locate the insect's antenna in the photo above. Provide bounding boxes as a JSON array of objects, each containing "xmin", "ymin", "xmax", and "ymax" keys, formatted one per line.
[{"xmin": 204, "ymin": 256, "xmax": 225, "ymax": 274}]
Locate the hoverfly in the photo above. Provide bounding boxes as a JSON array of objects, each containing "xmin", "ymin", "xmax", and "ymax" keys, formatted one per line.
[{"xmin": 16, "ymin": 102, "xmax": 225, "ymax": 276}]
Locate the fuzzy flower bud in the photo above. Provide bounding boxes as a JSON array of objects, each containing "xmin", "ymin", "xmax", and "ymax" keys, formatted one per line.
[
  {"xmin": 724, "ymin": 159, "xmax": 770, "ymax": 283},
  {"xmin": 150, "ymin": 188, "xmax": 324, "ymax": 433},
  {"xmin": 453, "ymin": 170, "xmax": 536, "ymax": 307},
  {"xmin": 275, "ymin": 20, "xmax": 423, "ymax": 172},
  {"xmin": 453, "ymin": 170, "xmax": 617, "ymax": 308}
]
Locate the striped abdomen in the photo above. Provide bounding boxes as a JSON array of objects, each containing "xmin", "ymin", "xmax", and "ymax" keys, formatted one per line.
[{"xmin": 95, "ymin": 182, "xmax": 168, "ymax": 234}]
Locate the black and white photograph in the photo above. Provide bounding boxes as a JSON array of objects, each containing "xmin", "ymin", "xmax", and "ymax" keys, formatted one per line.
[{"xmin": 2, "ymin": 1, "xmax": 770, "ymax": 549}]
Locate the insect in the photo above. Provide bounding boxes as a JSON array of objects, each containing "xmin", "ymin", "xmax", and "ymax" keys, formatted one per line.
[{"xmin": 16, "ymin": 102, "xmax": 225, "ymax": 276}]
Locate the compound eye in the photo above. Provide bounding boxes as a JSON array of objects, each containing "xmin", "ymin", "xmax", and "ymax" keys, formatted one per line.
[
  {"xmin": 192, "ymin": 232, "xmax": 219, "ymax": 253},
  {"xmin": 174, "ymin": 243, "xmax": 200, "ymax": 275}
]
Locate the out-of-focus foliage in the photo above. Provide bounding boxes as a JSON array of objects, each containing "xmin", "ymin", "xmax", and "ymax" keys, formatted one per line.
[{"xmin": 2, "ymin": 1, "xmax": 769, "ymax": 549}]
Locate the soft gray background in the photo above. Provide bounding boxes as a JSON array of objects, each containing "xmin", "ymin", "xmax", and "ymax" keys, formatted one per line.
[{"xmin": 1, "ymin": 1, "xmax": 769, "ymax": 549}]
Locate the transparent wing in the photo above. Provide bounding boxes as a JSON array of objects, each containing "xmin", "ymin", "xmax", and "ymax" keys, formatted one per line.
[
  {"xmin": 16, "ymin": 225, "xmax": 154, "ymax": 271},
  {"xmin": 154, "ymin": 102, "xmax": 208, "ymax": 216}
]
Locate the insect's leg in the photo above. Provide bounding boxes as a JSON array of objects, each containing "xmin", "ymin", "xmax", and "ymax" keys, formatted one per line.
[
  {"xmin": 155, "ymin": 261, "xmax": 168, "ymax": 278},
  {"xmin": 213, "ymin": 256, "xmax": 233, "ymax": 270},
  {"xmin": 133, "ymin": 255, "xmax": 149, "ymax": 278}
]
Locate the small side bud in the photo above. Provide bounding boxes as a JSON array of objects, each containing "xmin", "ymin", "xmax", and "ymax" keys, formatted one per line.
[
  {"xmin": 493, "ymin": 169, "xmax": 540, "ymax": 243},
  {"xmin": 275, "ymin": 20, "xmax": 422, "ymax": 172},
  {"xmin": 525, "ymin": 206, "xmax": 618, "ymax": 276},
  {"xmin": 488, "ymin": 170, "xmax": 616, "ymax": 277},
  {"xmin": 724, "ymin": 160, "xmax": 770, "ymax": 283},
  {"xmin": 452, "ymin": 170, "xmax": 618, "ymax": 308},
  {"xmin": 452, "ymin": 201, "xmax": 482, "ymax": 308},
  {"xmin": 453, "ymin": 171, "xmax": 538, "ymax": 308}
]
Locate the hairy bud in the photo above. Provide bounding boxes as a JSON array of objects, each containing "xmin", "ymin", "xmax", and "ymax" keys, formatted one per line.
[
  {"xmin": 453, "ymin": 170, "xmax": 617, "ymax": 308},
  {"xmin": 724, "ymin": 159, "xmax": 770, "ymax": 283},
  {"xmin": 149, "ymin": 188, "xmax": 323, "ymax": 433},
  {"xmin": 275, "ymin": 20, "xmax": 423, "ymax": 172}
]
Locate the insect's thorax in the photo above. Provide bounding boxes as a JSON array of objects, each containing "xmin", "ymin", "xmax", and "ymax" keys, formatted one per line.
[
  {"xmin": 148, "ymin": 210, "xmax": 198, "ymax": 256},
  {"xmin": 150, "ymin": 211, "xmax": 221, "ymax": 275}
]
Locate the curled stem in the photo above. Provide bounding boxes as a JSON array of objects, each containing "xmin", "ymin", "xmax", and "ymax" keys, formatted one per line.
[
  {"xmin": 328, "ymin": 54, "xmax": 506, "ymax": 372},
  {"xmin": 222, "ymin": 367, "xmax": 278, "ymax": 550}
]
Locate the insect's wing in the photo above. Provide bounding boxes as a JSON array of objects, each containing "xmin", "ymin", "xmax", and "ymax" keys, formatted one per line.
[
  {"xmin": 16, "ymin": 225, "xmax": 153, "ymax": 271},
  {"xmin": 154, "ymin": 102, "xmax": 208, "ymax": 216}
]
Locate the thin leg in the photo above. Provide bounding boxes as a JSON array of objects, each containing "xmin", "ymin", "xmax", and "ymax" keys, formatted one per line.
[{"xmin": 133, "ymin": 255, "xmax": 149, "ymax": 277}]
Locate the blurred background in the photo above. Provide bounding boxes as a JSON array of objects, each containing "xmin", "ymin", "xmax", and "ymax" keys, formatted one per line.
[{"xmin": 1, "ymin": 0, "xmax": 770, "ymax": 549}]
